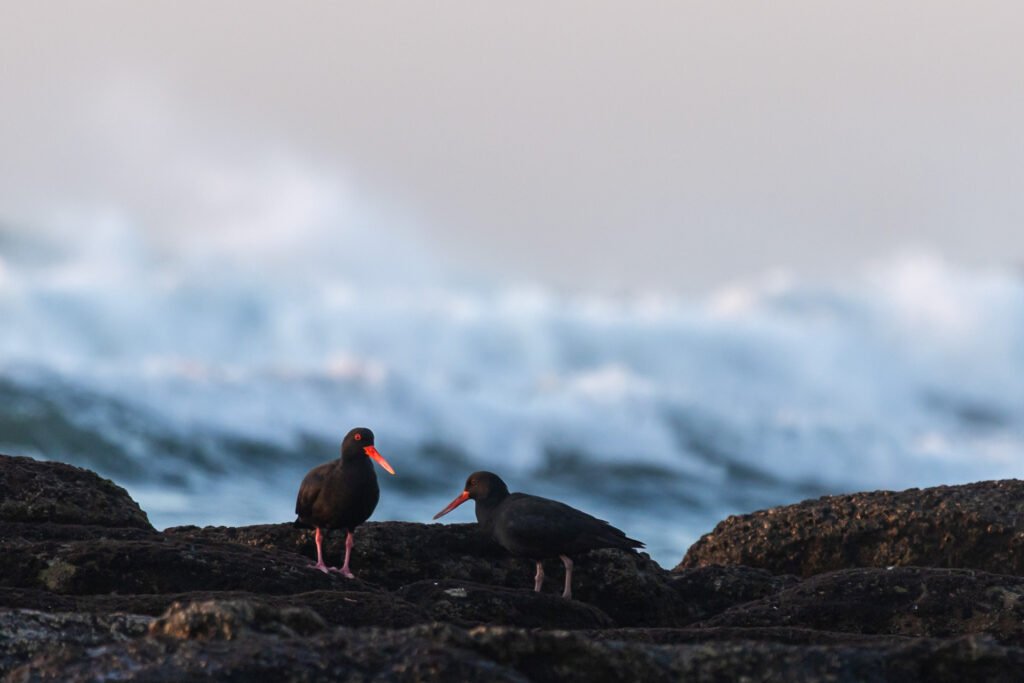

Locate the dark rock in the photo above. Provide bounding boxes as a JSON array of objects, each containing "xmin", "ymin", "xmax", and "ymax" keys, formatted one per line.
[
  {"xmin": 165, "ymin": 521, "xmax": 513, "ymax": 589},
  {"xmin": 463, "ymin": 625, "xmax": 676, "ymax": 682},
  {"xmin": 0, "ymin": 454, "xmax": 151, "ymax": 530},
  {"xmin": 0, "ymin": 522, "xmax": 157, "ymax": 543},
  {"xmin": 168, "ymin": 522, "xmax": 691, "ymax": 626},
  {"xmin": 397, "ymin": 579, "xmax": 614, "ymax": 629},
  {"xmin": 669, "ymin": 564, "xmax": 800, "ymax": 622},
  {"xmin": 9, "ymin": 624, "xmax": 529, "ymax": 683},
  {"xmin": 0, "ymin": 608, "xmax": 150, "ymax": 677},
  {"xmin": 9, "ymin": 633, "xmax": 369, "ymax": 683},
  {"xmin": 581, "ymin": 626, "xmax": 912, "ymax": 646},
  {"xmin": 251, "ymin": 590, "xmax": 427, "ymax": 630},
  {"xmin": 0, "ymin": 588, "xmax": 428, "ymax": 629},
  {"xmin": 679, "ymin": 480, "xmax": 1024, "ymax": 577},
  {"xmin": 11, "ymin": 620, "xmax": 1024, "ymax": 682},
  {"xmin": 148, "ymin": 598, "xmax": 327, "ymax": 640},
  {"xmin": 891, "ymin": 635, "xmax": 1024, "ymax": 683},
  {"xmin": 653, "ymin": 634, "xmax": 1024, "ymax": 683},
  {"xmin": 568, "ymin": 548, "xmax": 689, "ymax": 627},
  {"xmin": 13, "ymin": 456, "xmax": 1024, "ymax": 680},
  {"xmin": 700, "ymin": 567, "xmax": 1024, "ymax": 645},
  {"xmin": 463, "ymin": 626, "xmax": 963, "ymax": 682},
  {"xmin": 0, "ymin": 536, "xmax": 380, "ymax": 596}
]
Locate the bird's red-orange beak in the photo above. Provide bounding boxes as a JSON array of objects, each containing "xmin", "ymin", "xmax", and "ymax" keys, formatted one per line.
[
  {"xmin": 433, "ymin": 490, "xmax": 470, "ymax": 519},
  {"xmin": 364, "ymin": 446, "xmax": 396, "ymax": 475}
]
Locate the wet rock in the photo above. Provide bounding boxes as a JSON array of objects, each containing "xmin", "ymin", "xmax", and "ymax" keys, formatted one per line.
[
  {"xmin": 397, "ymin": 580, "xmax": 614, "ymax": 629},
  {"xmin": 0, "ymin": 454, "xmax": 151, "ymax": 530},
  {"xmin": 0, "ymin": 608, "xmax": 150, "ymax": 677},
  {"xmin": 700, "ymin": 567, "xmax": 1024, "ymax": 645},
  {"xmin": 679, "ymin": 480, "xmax": 1024, "ymax": 577}
]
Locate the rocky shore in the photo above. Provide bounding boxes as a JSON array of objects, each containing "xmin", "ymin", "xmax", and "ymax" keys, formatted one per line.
[{"xmin": 3, "ymin": 453, "xmax": 1024, "ymax": 681}]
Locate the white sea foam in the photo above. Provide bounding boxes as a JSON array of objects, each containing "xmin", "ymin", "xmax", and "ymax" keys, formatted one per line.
[{"xmin": 1, "ymin": 217, "xmax": 1022, "ymax": 565}]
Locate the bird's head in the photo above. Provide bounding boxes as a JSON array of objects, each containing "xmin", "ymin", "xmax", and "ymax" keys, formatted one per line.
[
  {"xmin": 341, "ymin": 427, "xmax": 395, "ymax": 475},
  {"xmin": 433, "ymin": 471, "xmax": 508, "ymax": 519}
]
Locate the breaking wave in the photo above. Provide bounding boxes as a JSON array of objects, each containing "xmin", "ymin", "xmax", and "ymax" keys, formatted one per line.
[{"xmin": 2, "ymin": 220, "xmax": 1022, "ymax": 565}]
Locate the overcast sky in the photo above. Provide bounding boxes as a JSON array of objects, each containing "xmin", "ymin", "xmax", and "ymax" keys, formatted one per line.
[{"xmin": 1, "ymin": 1, "xmax": 1022, "ymax": 292}]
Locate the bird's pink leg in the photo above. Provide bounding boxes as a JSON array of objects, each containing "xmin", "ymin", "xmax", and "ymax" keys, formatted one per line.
[
  {"xmin": 312, "ymin": 528, "xmax": 330, "ymax": 574},
  {"xmin": 560, "ymin": 554, "xmax": 574, "ymax": 599},
  {"xmin": 332, "ymin": 531, "xmax": 356, "ymax": 579},
  {"xmin": 533, "ymin": 561, "xmax": 545, "ymax": 592}
]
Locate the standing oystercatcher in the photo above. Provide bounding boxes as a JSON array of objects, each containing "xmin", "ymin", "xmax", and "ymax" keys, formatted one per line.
[
  {"xmin": 433, "ymin": 471, "xmax": 643, "ymax": 598},
  {"xmin": 294, "ymin": 427, "xmax": 395, "ymax": 577}
]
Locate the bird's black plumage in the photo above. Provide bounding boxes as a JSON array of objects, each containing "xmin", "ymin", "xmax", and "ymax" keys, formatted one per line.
[
  {"xmin": 434, "ymin": 471, "xmax": 643, "ymax": 598},
  {"xmin": 294, "ymin": 427, "xmax": 395, "ymax": 576},
  {"xmin": 295, "ymin": 444, "xmax": 379, "ymax": 532}
]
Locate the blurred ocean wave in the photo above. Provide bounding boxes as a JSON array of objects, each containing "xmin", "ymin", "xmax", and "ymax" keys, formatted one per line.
[{"xmin": 1, "ymin": 225, "xmax": 1022, "ymax": 565}]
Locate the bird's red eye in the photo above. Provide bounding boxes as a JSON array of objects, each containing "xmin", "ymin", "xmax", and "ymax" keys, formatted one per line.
[{"xmin": 354, "ymin": 433, "xmax": 362, "ymax": 441}]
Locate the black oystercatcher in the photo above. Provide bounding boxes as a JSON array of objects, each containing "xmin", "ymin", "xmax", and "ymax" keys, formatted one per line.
[
  {"xmin": 433, "ymin": 471, "xmax": 643, "ymax": 599},
  {"xmin": 294, "ymin": 427, "xmax": 395, "ymax": 577}
]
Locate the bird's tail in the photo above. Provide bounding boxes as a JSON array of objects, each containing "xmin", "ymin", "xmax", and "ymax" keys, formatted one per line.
[
  {"xmin": 596, "ymin": 525, "xmax": 645, "ymax": 552},
  {"xmin": 624, "ymin": 535, "xmax": 645, "ymax": 551},
  {"xmin": 614, "ymin": 533, "xmax": 645, "ymax": 552}
]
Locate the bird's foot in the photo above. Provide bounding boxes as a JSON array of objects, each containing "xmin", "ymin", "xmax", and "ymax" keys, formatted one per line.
[
  {"xmin": 311, "ymin": 561, "xmax": 332, "ymax": 574},
  {"xmin": 330, "ymin": 566, "xmax": 356, "ymax": 579},
  {"xmin": 561, "ymin": 589, "xmax": 572, "ymax": 600}
]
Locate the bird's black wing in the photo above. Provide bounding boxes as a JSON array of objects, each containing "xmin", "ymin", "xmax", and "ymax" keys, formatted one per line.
[
  {"xmin": 500, "ymin": 498, "xmax": 580, "ymax": 547},
  {"xmin": 498, "ymin": 494, "xmax": 644, "ymax": 557},
  {"xmin": 294, "ymin": 462, "xmax": 331, "ymax": 522}
]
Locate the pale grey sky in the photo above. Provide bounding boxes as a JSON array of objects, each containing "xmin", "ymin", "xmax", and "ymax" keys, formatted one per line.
[{"xmin": 1, "ymin": 1, "xmax": 1022, "ymax": 292}]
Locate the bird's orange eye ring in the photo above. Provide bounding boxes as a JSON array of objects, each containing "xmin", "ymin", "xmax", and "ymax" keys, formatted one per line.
[{"xmin": 354, "ymin": 433, "xmax": 362, "ymax": 441}]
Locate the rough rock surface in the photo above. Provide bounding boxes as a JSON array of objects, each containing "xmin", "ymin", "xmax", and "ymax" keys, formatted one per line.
[
  {"xmin": 0, "ymin": 535, "xmax": 376, "ymax": 595},
  {"xmin": 148, "ymin": 598, "xmax": 328, "ymax": 640},
  {"xmin": 0, "ymin": 587, "xmax": 428, "ymax": 628},
  {"xmin": 669, "ymin": 564, "xmax": 801, "ymax": 622},
  {"xmin": 0, "ymin": 454, "xmax": 151, "ymax": 529},
  {"xmin": 7, "ymin": 453, "xmax": 1024, "ymax": 681},
  {"xmin": 580, "ymin": 626, "xmax": 913, "ymax": 645},
  {"xmin": 679, "ymin": 480, "xmax": 1024, "ymax": 577},
  {"xmin": 397, "ymin": 579, "xmax": 614, "ymax": 629},
  {"xmin": 11, "ymin": 622, "xmax": 1024, "ymax": 682},
  {"xmin": 0, "ymin": 608, "xmax": 151, "ymax": 675},
  {"xmin": 700, "ymin": 566, "xmax": 1024, "ymax": 645},
  {"xmin": 164, "ymin": 521, "xmax": 512, "ymax": 590},
  {"xmin": 167, "ymin": 522, "xmax": 690, "ymax": 626},
  {"xmin": 462, "ymin": 627, "xmax": 1024, "ymax": 683}
]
